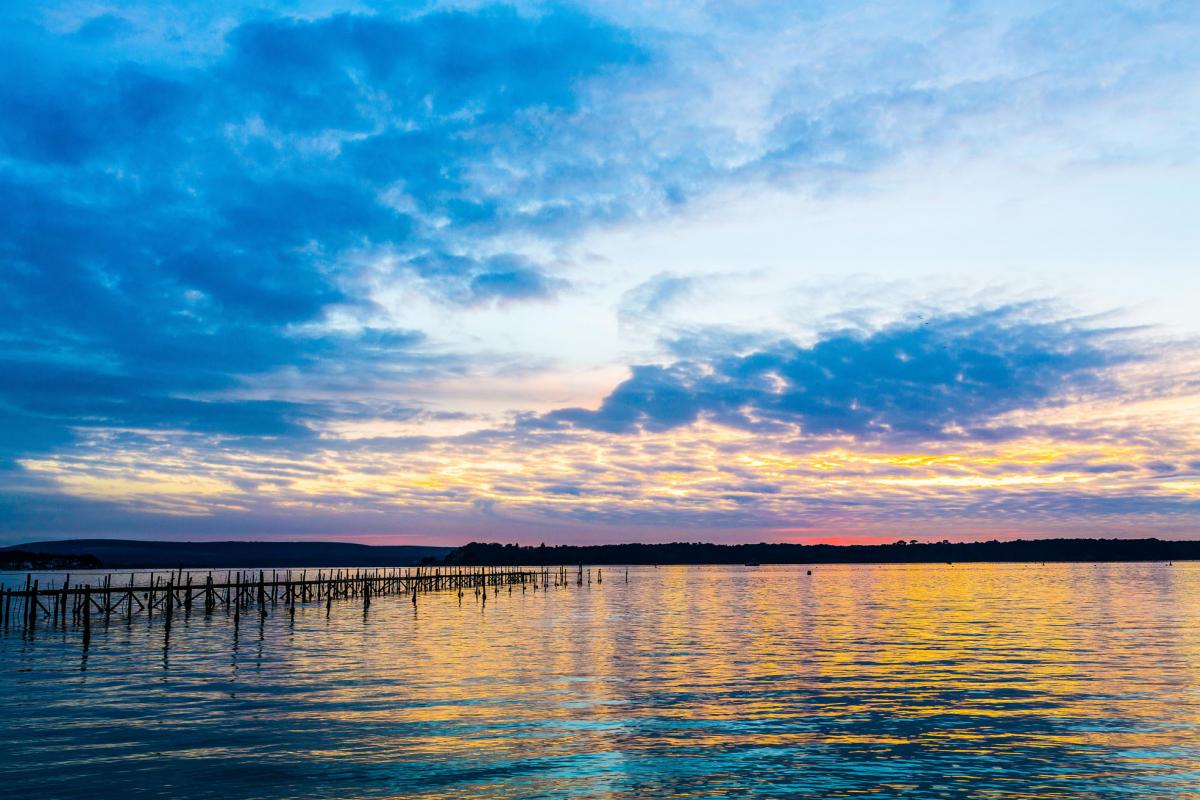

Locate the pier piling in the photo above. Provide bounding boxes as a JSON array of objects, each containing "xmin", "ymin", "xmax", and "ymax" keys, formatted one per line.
[{"xmin": 1, "ymin": 565, "xmax": 596, "ymax": 647}]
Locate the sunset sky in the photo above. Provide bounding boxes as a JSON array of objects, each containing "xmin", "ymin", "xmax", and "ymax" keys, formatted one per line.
[{"xmin": 2, "ymin": 1, "xmax": 1198, "ymax": 546}]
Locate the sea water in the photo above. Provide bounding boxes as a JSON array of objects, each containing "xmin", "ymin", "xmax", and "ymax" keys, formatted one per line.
[{"xmin": 1, "ymin": 563, "xmax": 1198, "ymax": 799}]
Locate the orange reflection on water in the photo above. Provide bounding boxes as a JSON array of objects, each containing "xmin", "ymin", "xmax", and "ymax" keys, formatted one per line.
[{"xmin": 2, "ymin": 563, "xmax": 1199, "ymax": 799}]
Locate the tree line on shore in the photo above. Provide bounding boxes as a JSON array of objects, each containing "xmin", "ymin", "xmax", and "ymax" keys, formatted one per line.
[{"xmin": 441, "ymin": 538, "xmax": 1200, "ymax": 566}]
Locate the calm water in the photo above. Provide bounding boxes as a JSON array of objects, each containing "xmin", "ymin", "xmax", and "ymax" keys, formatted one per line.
[{"xmin": 1, "ymin": 563, "xmax": 1199, "ymax": 799}]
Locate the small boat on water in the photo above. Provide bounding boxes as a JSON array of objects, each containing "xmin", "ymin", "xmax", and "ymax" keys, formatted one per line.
[{"xmin": 744, "ymin": 562, "xmax": 760, "ymax": 567}]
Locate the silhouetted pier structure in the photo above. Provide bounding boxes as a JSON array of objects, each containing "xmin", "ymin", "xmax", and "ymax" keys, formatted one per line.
[{"xmin": 0, "ymin": 565, "xmax": 578, "ymax": 643}]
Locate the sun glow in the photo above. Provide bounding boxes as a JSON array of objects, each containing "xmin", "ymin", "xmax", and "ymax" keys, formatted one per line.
[{"xmin": 16, "ymin": 377, "xmax": 1200, "ymax": 540}]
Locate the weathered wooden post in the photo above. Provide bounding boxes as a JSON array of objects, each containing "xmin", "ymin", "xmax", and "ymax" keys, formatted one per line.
[
  {"xmin": 258, "ymin": 571, "xmax": 267, "ymax": 618},
  {"xmin": 61, "ymin": 575, "xmax": 71, "ymax": 626},
  {"xmin": 22, "ymin": 574, "xmax": 31, "ymax": 631},
  {"xmin": 102, "ymin": 574, "xmax": 112, "ymax": 626},
  {"xmin": 164, "ymin": 578, "xmax": 174, "ymax": 631},
  {"xmin": 27, "ymin": 579, "xmax": 38, "ymax": 632},
  {"xmin": 147, "ymin": 573, "xmax": 156, "ymax": 619},
  {"xmin": 82, "ymin": 585, "xmax": 91, "ymax": 648}
]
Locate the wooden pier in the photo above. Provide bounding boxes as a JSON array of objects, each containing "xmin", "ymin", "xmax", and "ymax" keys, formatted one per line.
[{"xmin": 0, "ymin": 565, "xmax": 575, "ymax": 644}]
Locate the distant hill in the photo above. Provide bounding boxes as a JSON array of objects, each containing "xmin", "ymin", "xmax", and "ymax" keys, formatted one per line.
[
  {"xmin": 0, "ymin": 549, "xmax": 103, "ymax": 571},
  {"xmin": 444, "ymin": 538, "xmax": 1200, "ymax": 566},
  {"xmin": 1, "ymin": 539, "xmax": 453, "ymax": 569}
]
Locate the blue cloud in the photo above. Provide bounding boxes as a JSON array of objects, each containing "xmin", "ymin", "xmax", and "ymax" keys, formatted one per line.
[
  {"xmin": 619, "ymin": 272, "xmax": 698, "ymax": 323},
  {"xmin": 536, "ymin": 306, "xmax": 1136, "ymax": 441},
  {"xmin": 1, "ymin": 0, "xmax": 1197, "ymax": 525},
  {"xmin": 71, "ymin": 13, "xmax": 135, "ymax": 43},
  {"xmin": 224, "ymin": 10, "xmax": 635, "ymax": 129},
  {"xmin": 0, "ymin": 5, "xmax": 643, "ymax": 461},
  {"xmin": 467, "ymin": 262, "xmax": 566, "ymax": 305},
  {"xmin": 404, "ymin": 253, "xmax": 568, "ymax": 305},
  {"xmin": 542, "ymin": 484, "xmax": 586, "ymax": 496}
]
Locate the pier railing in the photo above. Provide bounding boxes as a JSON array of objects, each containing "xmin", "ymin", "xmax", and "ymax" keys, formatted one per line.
[{"xmin": 1, "ymin": 564, "xmax": 611, "ymax": 646}]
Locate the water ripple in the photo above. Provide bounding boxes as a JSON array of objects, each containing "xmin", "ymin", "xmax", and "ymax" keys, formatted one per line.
[{"xmin": 1, "ymin": 563, "xmax": 1199, "ymax": 799}]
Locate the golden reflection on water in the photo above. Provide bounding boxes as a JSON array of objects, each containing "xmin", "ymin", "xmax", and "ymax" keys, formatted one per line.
[{"xmin": 2, "ymin": 563, "xmax": 1200, "ymax": 799}]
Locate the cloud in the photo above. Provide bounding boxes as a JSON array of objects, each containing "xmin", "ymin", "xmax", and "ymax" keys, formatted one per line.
[
  {"xmin": 0, "ymin": 6, "xmax": 644, "ymax": 460},
  {"xmin": 6, "ymin": 315, "xmax": 1199, "ymax": 543},
  {"xmin": 4, "ymin": 2, "xmax": 1195, "ymax": 458},
  {"xmin": 71, "ymin": 13, "xmax": 135, "ymax": 43},
  {"xmin": 467, "ymin": 264, "xmax": 566, "ymax": 305},
  {"xmin": 1, "ymin": 2, "xmax": 1198, "ymax": 538},
  {"xmin": 746, "ymin": 1, "xmax": 1200, "ymax": 182},
  {"xmin": 402, "ymin": 253, "xmax": 568, "ymax": 306},
  {"xmin": 618, "ymin": 272, "xmax": 698, "ymax": 323},
  {"xmin": 537, "ymin": 306, "xmax": 1137, "ymax": 441}
]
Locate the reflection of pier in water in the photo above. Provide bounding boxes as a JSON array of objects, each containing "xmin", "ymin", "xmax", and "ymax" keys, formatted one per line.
[{"xmin": 1, "ymin": 564, "xmax": 609, "ymax": 649}]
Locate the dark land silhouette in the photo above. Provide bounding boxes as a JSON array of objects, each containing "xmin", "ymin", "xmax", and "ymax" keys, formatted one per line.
[
  {"xmin": 0, "ymin": 549, "xmax": 102, "ymax": 571},
  {"xmin": 443, "ymin": 538, "xmax": 1200, "ymax": 566},
  {"xmin": 4, "ymin": 537, "xmax": 1198, "ymax": 570},
  {"xmin": 1, "ymin": 539, "xmax": 452, "ymax": 569}
]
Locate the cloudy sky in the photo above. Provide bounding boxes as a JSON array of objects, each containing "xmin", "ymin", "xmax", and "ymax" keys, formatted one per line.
[{"xmin": 2, "ymin": 0, "xmax": 1198, "ymax": 545}]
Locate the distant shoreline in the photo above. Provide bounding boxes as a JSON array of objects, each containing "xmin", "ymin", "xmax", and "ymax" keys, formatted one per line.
[
  {"xmin": 442, "ymin": 538, "xmax": 1200, "ymax": 566},
  {"xmin": 0, "ymin": 539, "xmax": 452, "ymax": 570},
  {"xmin": 2, "ymin": 537, "xmax": 1198, "ymax": 570}
]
